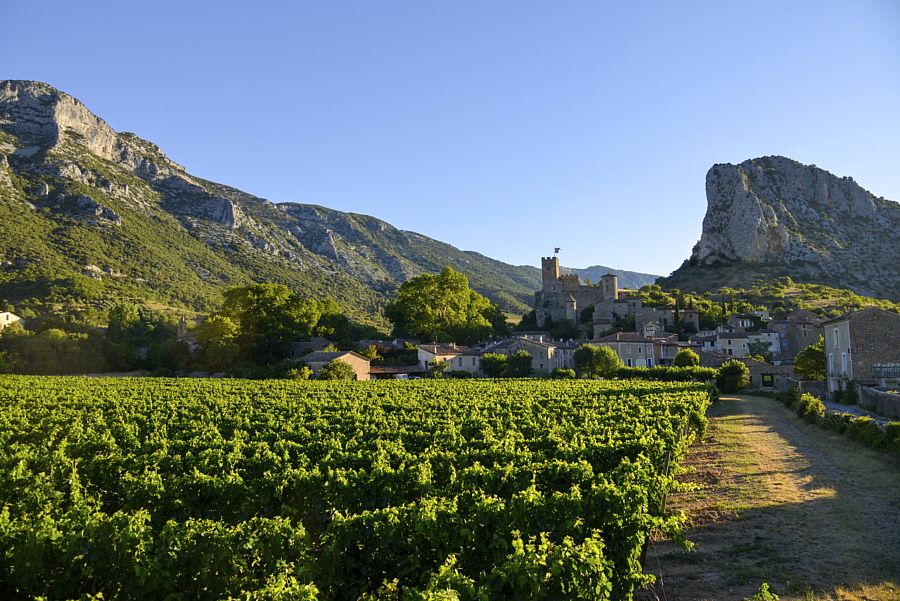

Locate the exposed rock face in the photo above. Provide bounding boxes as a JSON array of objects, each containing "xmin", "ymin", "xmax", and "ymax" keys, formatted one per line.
[
  {"xmin": 676, "ymin": 156, "xmax": 900, "ymax": 299},
  {"xmin": 0, "ymin": 79, "xmax": 555, "ymax": 316}
]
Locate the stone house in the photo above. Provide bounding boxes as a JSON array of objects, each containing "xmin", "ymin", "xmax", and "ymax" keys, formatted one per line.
[
  {"xmin": 0, "ymin": 311, "xmax": 22, "ymax": 331},
  {"xmin": 302, "ymin": 351, "xmax": 371, "ymax": 380},
  {"xmin": 717, "ymin": 333, "xmax": 749, "ymax": 358},
  {"xmin": 821, "ymin": 308, "xmax": 900, "ymax": 398},
  {"xmin": 653, "ymin": 340, "xmax": 698, "ymax": 367},
  {"xmin": 769, "ymin": 310, "xmax": 824, "ymax": 358},
  {"xmin": 747, "ymin": 330, "xmax": 782, "ymax": 357},
  {"xmin": 595, "ymin": 332, "xmax": 654, "ymax": 367},
  {"xmin": 417, "ymin": 343, "xmax": 469, "ymax": 371}
]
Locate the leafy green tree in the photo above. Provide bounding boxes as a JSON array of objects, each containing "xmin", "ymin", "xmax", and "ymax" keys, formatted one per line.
[
  {"xmin": 794, "ymin": 337, "xmax": 825, "ymax": 381},
  {"xmin": 385, "ymin": 267, "xmax": 507, "ymax": 344},
  {"xmin": 673, "ymin": 349, "xmax": 700, "ymax": 367},
  {"xmin": 716, "ymin": 359, "xmax": 750, "ymax": 393},
  {"xmin": 319, "ymin": 359, "xmax": 357, "ymax": 380},
  {"xmin": 194, "ymin": 315, "xmax": 241, "ymax": 371},
  {"xmin": 221, "ymin": 284, "xmax": 320, "ymax": 365},
  {"xmin": 574, "ymin": 344, "xmax": 622, "ymax": 379},
  {"xmin": 505, "ymin": 350, "xmax": 534, "ymax": 378},
  {"xmin": 479, "ymin": 353, "xmax": 507, "ymax": 378}
]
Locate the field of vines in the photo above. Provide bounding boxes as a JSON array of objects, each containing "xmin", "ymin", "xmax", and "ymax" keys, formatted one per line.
[{"xmin": 0, "ymin": 376, "xmax": 710, "ymax": 600}]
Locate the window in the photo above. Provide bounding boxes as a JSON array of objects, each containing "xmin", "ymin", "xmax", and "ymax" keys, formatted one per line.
[
  {"xmin": 638, "ymin": 346, "xmax": 642, "ymax": 354},
  {"xmin": 647, "ymin": 358, "xmax": 653, "ymax": 367},
  {"xmin": 840, "ymin": 353, "xmax": 847, "ymax": 376},
  {"xmin": 472, "ymin": 357, "xmax": 476, "ymax": 366},
  {"xmin": 626, "ymin": 358, "xmax": 633, "ymax": 367},
  {"xmin": 832, "ymin": 328, "xmax": 840, "ymax": 348},
  {"xmin": 727, "ymin": 349, "xmax": 733, "ymax": 356},
  {"xmin": 828, "ymin": 353, "xmax": 834, "ymax": 374}
]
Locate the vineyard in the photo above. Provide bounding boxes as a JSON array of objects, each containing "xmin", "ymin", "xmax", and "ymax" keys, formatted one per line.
[{"xmin": 0, "ymin": 376, "xmax": 710, "ymax": 600}]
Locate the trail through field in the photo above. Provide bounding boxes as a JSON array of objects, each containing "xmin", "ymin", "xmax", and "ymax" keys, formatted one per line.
[{"xmin": 639, "ymin": 395, "xmax": 900, "ymax": 601}]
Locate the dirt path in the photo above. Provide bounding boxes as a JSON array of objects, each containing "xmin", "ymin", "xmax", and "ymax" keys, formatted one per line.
[{"xmin": 638, "ymin": 395, "xmax": 900, "ymax": 601}]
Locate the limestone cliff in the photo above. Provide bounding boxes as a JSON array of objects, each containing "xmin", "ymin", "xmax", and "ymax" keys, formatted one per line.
[
  {"xmin": 662, "ymin": 156, "xmax": 900, "ymax": 299},
  {"xmin": 0, "ymin": 80, "xmax": 547, "ymax": 319}
]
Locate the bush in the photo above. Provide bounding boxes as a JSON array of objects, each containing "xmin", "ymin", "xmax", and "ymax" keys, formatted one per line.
[
  {"xmin": 673, "ymin": 349, "xmax": 700, "ymax": 367},
  {"xmin": 884, "ymin": 422, "xmax": 900, "ymax": 453},
  {"xmin": 821, "ymin": 412, "xmax": 854, "ymax": 435},
  {"xmin": 549, "ymin": 368, "xmax": 576, "ymax": 379},
  {"xmin": 745, "ymin": 582, "xmax": 779, "ymax": 601},
  {"xmin": 616, "ymin": 366, "xmax": 717, "ymax": 382},
  {"xmin": 286, "ymin": 366, "xmax": 314, "ymax": 380},
  {"xmin": 845, "ymin": 417, "xmax": 884, "ymax": 447},
  {"xmin": 446, "ymin": 370, "xmax": 473, "ymax": 379},
  {"xmin": 708, "ymin": 384, "xmax": 720, "ymax": 404},
  {"xmin": 716, "ymin": 360, "xmax": 750, "ymax": 393},
  {"xmin": 319, "ymin": 360, "xmax": 357, "ymax": 381},
  {"xmin": 796, "ymin": 393, "xmax": 825, "ymax": 423}
]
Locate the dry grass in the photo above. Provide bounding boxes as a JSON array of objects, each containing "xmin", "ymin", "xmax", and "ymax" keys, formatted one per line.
[{"xmin": 638, "ymin": 395, "xmax": 900, "ymax": 601}]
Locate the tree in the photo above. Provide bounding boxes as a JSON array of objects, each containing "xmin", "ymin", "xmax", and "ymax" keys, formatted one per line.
[
  {"xmin": 221, "ymin": 284, "xmax": 321, "ymax": 365},
  {"xmin": 194, "ymin": 315, "xmax": 241, "ymax": 371},
  {"xmin": 716, "ymin": 359, "xmax": 750, "ymax": 393},
  {"xmin": 480, "ymin": 353, "xmax": 507, "ymax": 378},
  {"xmin": 673, "ymin": 349, "xmax": 700, "ymax": 367},
  {"xmin": 505, "ymin": 350, "xmax": 534, "ymax": 378},
  {"xmin": 794, "ymin": 337, "xmax": 825, "ymax": 381},
  {"xmin": 319, "ymin": 359, "xmax": 356, "ymax": 380},
  {"xmin": 574, "ymin": 344, "xmax": 622, "ymax": 379},
  {"xmin": 384, "ymin": 267, "xmax": 507, "ymax": 344},
  {"xmin": 747, "ymin": 341, "xmax": 772, "ymax": 363}
]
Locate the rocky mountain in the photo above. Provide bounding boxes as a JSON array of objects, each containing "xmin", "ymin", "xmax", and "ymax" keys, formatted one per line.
[
  {"xmin": 0, "ymin": 80, "xmax": 554, "ymax": 324},
  {"xmin": 660, "ymin": 156, "xmax": 900, "ymax": 300},
  {"xmin": 2, "ymin": 80, "xmax": 662, "ymax": 326}
]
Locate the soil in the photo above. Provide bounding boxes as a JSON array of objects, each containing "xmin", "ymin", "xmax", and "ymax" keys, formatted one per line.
[{"xmin": 637, "ymin": 395, "xmax": 900, "ymax": 601}]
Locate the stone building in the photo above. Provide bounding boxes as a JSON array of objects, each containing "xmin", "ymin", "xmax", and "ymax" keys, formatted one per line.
[
  {"xmin": 534, "ymin": 256, "xmax": 618, "ymax": 327},
  {"xmin": 821, "ymin": 308, "xmax": 900, "ymax": 398},
  {"xmin": 301, "ymin": 351, "xmax": 371, "ymax": 380},
  {"xmin": 0, "ymin": 311, "xmax": 22, "ymax": 331},
  {"xmin": 595, "ymin": 332, "xmax": 654, "ymax": 367}
]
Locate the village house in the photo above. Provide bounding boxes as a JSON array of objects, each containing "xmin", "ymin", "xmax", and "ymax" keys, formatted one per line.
[
  {"xmin": 821, "ymin": 308, "xmax": 900, "ymax": 398},
  {"xmin": 595, "ymin": 332, "xmax": 654, "ymax": 367},
  {"xmin": 0, "ymin": 311, "xmax": 22, "ymax": 331},
  {"xmin": 417, "ymin": 343, "xmax": 470, "ymax": 372},
  {"xmin": 716, "ymin": 332, "xmax": 749, "ymax": 357},
  {"xmin": 301, "ymin": 351, "xmax": 371, "ymax": 381},
  {"xmin": 769, "ymin": 309, "xmax": 824, "ymax": 358}
]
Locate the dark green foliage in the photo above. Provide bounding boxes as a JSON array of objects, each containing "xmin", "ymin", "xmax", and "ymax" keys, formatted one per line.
[
  {"xmin": 794, "ymin": 337, "xmax": 825, "ymax": 381},
  {"xmin": 318, "ymin": 359, "xmax": 357, "ymax": 380},
  {"xmin": 550, "ymin": 368, "xmax": 576, "ymax": 379},
  {"xmin": 616, "ymin": 366, "xmax": 718, "ymax": 382},
  {"xmin": 574, "ymin": 344, "xmax": 622, "ymax": 379},
  {"xmin": 672, "ymin": 349, "xmax": 700, "ymax": 367},
  {"xmin": 479, "ymin": 352, "xmax": 507, "ymax": 378},
  {"xmin": 504, "ymin": 349, "xmax": 534, "ymax": 378},
  {"xmin": 796, "ymin": 393, "xmax": 825, "ymax": 423},
  {"xmin": 384, "ymin": 267, "xmax": 508, "ymax": 344},
  {"xmin": 446, "ymin": 370, "xmax": 474, "ymax": 379},
  {"xmin": 716, "ymin": 360, "xmax": 750, "ymax": 393}
]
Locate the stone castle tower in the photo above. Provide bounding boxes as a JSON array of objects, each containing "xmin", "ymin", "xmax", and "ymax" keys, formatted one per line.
[{"xmin": 535, "ymin": 255, "xmax": 619, "ymax": 328}]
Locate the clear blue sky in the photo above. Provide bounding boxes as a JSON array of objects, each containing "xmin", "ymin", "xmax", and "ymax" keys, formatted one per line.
[{"xmin": 3, "ymin": 1, "xmax": 899, "ymax": 276}]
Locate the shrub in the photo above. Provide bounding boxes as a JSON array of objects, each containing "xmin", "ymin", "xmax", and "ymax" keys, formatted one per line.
[
  {"xmin": 796, "ymin": 393, "xmax": 825, "ymax": 423},
  {"xmin": 574, "ymin": 345, "xmax": 621, "ymax": 379},
  {"xmin": 708, "ymin": 384, "xmax": 720, "ymax": 404},
  {"xmin": 550, "ymin": 368, "xmax": 576, "ymax": 379},
  {"xmin": 745, "ymin": 582, "xmax": 779, "ymax": 601},
  {"xmin": 504, "ymin": 350, "xmax": 534, "ymax": 378},
  {"xmin": 821, "ymin": 412, "xmax": 853, "ymax": 435},
  {"xmin": 673, "ymin": 349, "xmax": 700, "ymax": 367},
  {"xmin": 716, "ymin": 360, "xmax": 750, "ymax": 393},
  {"xmin": 845, "ymin": 417, "xmax": 883, "ymax": 447},
  {"xmin": 616, "ymin": 366, "xmax": 717, "ymax": 382},
  {"xmin": 319, "ymin": 360, "xmax": 357, "ymax": 381},
  {"xmin": 446, "ymin": 370, "xmax": 473, "ymax": 379},
  {"xmin": 884, "ymin": 422, "xmax": 900, "ymax": 453}
]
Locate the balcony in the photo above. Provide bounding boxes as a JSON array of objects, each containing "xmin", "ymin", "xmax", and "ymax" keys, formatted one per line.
[{"xmin": 872, "ymin": 364, "xmax": 900, "ymax": 379}]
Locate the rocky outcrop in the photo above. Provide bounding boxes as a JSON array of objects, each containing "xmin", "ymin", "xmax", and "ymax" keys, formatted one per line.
[{"xmin": 672, "ymin": 156, "xmax": 900, "ymax": 299}]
